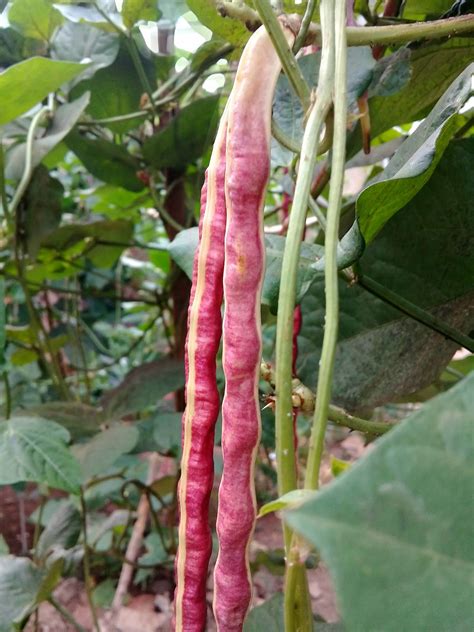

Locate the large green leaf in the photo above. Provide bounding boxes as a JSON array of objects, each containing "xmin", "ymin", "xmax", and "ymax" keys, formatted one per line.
[
  {"xmin": 186, "ymin": 0, "xmax": 249, "ymax": 45},
  {"xmin": 100, "ymin": 358, "xmax": 184, "ymax": 418},
  {"xmin": 8, "ymin": 0, "xmax": 63, "ymax": 42},
  {"xmin": 298, "ymin": 139, "xmax": 474, "ymax": 411},
  {"xmin": 73, "ymin": 425, "xmax": 139, "ymax": 479},
  {"xmin": 142, "ymin": 96, "xmax": 220, "ymax": 169},
  {"xmin": 0, "ymin": 58, "xmax": 88, "ymax": 126},
  {"xmin": 6, "ymin": 93, "xmax": 90, "ymax": 181},
  {"xmin": 286, "ymin": 374, "xmax": 474, "ymax": 632},
  {"xmin": 70, "ymin": 49, "xmax": 145, "ymax": 133},
  {"xmin": 0, "ymin": 556, "xmax": 63, "ymax": 631},
  {"xmin": 51, "ymin": 21, "xmax": 120, "ymax": 83},
  {"xmin": 66, "ymin": 131, "xmax": 144, "ymax": 191},
  {"xmin": 0, "ymin": 417, "xmax": 81, "ymax": 493},
  {"xmin": 347, "ymin": 37, "xmax": 474, "ymax": 158},
  {"xmin": 356, "ymin": 64, "xmax": 473, "ymax": 242}
]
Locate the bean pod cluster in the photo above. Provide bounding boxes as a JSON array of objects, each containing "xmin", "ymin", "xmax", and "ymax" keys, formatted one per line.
[{"xmin": 175, "ymin": 23, "xmax": 294, "ymax": 632}]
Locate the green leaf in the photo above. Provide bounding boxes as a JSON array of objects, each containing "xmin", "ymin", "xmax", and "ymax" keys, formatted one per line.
[
  {"xmin": 152, "ymin": 412, "xmax": 182, "ymax": 456},
  {"xmin": 330, "ymin": 457, "xmax": 350, "ymax": 477},
  {"xmin": 0, "ymin": 556, "xmax": 62, "ymax": 630},
  {"xmin": 40, "ymin": 218, "xmax": 134, "ymax": 268},
  {"xmin": 0, "ymin": 58, "xmax": 88, "ymax": 126},
  {"xmin": 100, "ymin": 358, "xmax": 184, "ymax": 418},
  {"xmin": 36, "ymin": 501, "xmax": 81, "ymax": 560},
  {"xmin": 134, "ymin": 412, "xmax": 182, "ymax": 455},
  {"xmin": 92, "ymin": 578, "xmax": 116, "ymax": 608},
  {"xmin": 244, "ymin": 593, "xmax": 343, "ymax": 631},
  {"xmin": 168, "ymin": 229, "xmax": 323, "ymax": 313},
  {"xmin": 298, "ymin": 139, "xmax": 474, "ymax": 411},
  {"xmin": 10, "ymin": 348, "xmax": 39, "ymax": 366},
  {"xmin": 273, "ymin": 49, "xmax": 375, "ymax": 164},
  {"xmin": 143, "ymin": 96, "xmax": 220, "ymax": 169},
  {"xmin": 53, "ymin": 1, "xmax": 124, "ymax": 32},
  {"xmin": 0, "ymin": 278, "xmax": 4, "ymax": 370},
  {"xmin": 70, "ymin": 49, "xmax": 145, "ymax": 132},
  {"xmin": 66, "ymin": 131, "xmax": 144, "ymax": 191},
  {"xmin": 8, "ymin": 0, "xmax": 63, "ymax": 42},
  {"xmin": 16, "ymin": 166, "xmax": 64, "ymax": 258},
  {"xmin": 51, "ymin": 21, "xmax": 120, "ymax": 83},
  {"xmin": 20, "ymin": 402, "xmax": 103, "ymax": 441},
  {"xmin": 286, "ymin": 374, "xmax": 474, "ymax": 632},
  {"xmin": 6, "ymin": 93, "xmax": 91, "ymax": 181},
  {"xmin": 403, "ymin": 0, "xmax": 454, "ymax": 17},
  {"xmin": 348, "ymin": 38, "xmax": 474, "ymax": 157},
  {"xmin": 244, "ymin": 594, "xmax": 285, "ymax": 631},
  {"xmin": 159, "ymin": 0, "xmax": 187, "ymax": 21},
  {"xmin": 73, "ymin": 425, "xmax": 139, "ymax": 480},
  {"xmin": 122, "ymin": 0, "xmax": 159, "ymax": 28},
  {"xmin": 258, "ymin": 490, "xmax": 313, "ymax": 518},
  {"xmin": 134, "ymin": 531, "xmax": 169, "ymax": 583},
  {"xmin": 186, "ymin": 0, "xmax": 249, "ymax": 45},
  {"xmin": 264, "ymin": 235, "xmax": 324, "ymax": 313},
  {"xmin": 0, "ymin": 417, "xmax": 81, "ymax": 493},
  {"xmin": 0, "ymin": 537, "xmax": 8, "ymax": 556},
  {"xmin": 357, "ymin": 63, "xmax": 473, "ymax": 242},
  {"xmin": 190, "ymin": 37, "xmax": 229, "ymax": 72},
  {"xmin": 167, "ymin": 226, "xmax": 198, "ymax": 278},
  {"xmin": 0, "ymin": 27, "xmax": 26, "ymax": 67}
]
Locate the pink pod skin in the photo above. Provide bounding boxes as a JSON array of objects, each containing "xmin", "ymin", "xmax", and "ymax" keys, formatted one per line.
[
  {"xmin": 214, "ymin": 25, "xmax": 295, "ymax": 631},
  {"xmin": 174, "ymin": 107, "xmax": 229, "ymax": 632}
]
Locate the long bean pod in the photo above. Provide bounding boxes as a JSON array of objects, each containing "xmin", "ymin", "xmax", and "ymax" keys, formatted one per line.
[
  {"xmin": 174, "ymin": 107, "xmax": 229, "ymax": 632},
  {"xmin": 214, "ymin": 25, "xmax": 294, "ymax": 631}
]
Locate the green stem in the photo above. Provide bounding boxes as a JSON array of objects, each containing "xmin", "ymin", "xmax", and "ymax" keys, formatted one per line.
[
  {"xmin": 79, "ymin": 489, "xmax": 101, "ymax": 632},
  {"xmin": 357, "ymin": 275, "xmax": 474, "ymax": 352},
  {"xmin": 32, "ymin": 495, "xmax": 45, "ymax": 562},
  {"xmin": 272, "ymin": 118, "xmax": 301, "ymax": 153},
  {"xmin": 329, "ymin": 405, "xmax": 394, "ymax": 435},
  {"xmin": 308, "ymin": 195, "xmax": 327, "ymax": 231},
  {"xmin": 125, "ymin": 37, "xmax": 157, "ymax": 114},
  {"xmin": 293, "ymin": 0, "xmax": 317, "ymax": 53},
  {"xmin": 2, "ymin": 371, "xmax": 11, "ymax": 419},
  {"xmin": 284, "ymin": 549, "xmax": 313, "ymax": 632},
  {"xmin": 217, "ymin": 2, "xmax": 474, "ymax": 46},
  {"xmin": 0, "ymin": 145, "xmax": 12, "ymax": 228},
  {"xmin": 80, "ymin": 110, "xmax": 148, "ymax": 126},
  {"xmin": 10, "ymin": 106, "xmax": 50, "ymax": 217},
  {"xmin": 305, "ymin": 0, "xmax": 347, "ymax": 492},
  {"xmin": 149, "ymin": 176, "xmax": 185, "ymax": 233},
  {"xmin": 275, "ymin": 1, "xmax": 335, "ymax": 553},
  {"xmin": 49, "ymin": 597, "xmax": 88, "ymax": 632},
  {"xmin": 10, "ymin": 104, "xmax": 71, "ymax": 399},
  {"xmin": 253, "ymin": 0, "xmax": 311, "ymax": 110}
]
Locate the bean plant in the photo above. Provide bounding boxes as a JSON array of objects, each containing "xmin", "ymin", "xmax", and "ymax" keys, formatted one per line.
[{"xmin": 0, "ymin": 1, "xmax": 473, "ymax": 631}]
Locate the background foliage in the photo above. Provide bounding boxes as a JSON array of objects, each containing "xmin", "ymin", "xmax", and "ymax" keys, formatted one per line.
[{"xmin": 0, "ymin": 0, "xmax": 472, "ymax": 630}]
